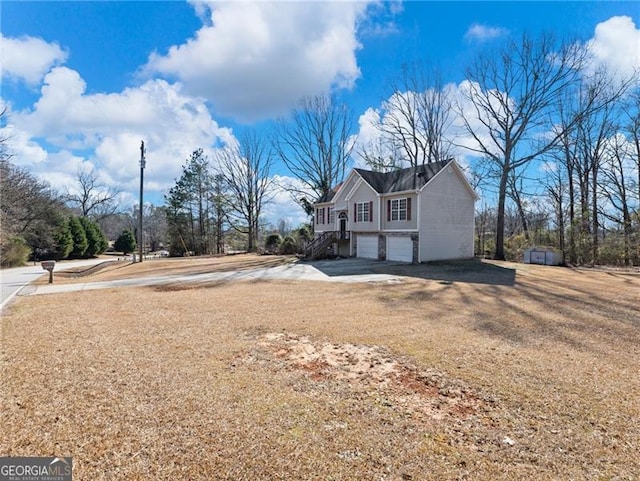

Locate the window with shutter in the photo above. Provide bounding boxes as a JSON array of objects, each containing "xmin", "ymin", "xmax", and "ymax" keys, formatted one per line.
[
  {"xmin": 390, "ymin": 198, "xmax": 408, "ymax": 221},
  {"xmin": 355, "ymin": 202, "xmax": 371, "ymax": 222}
]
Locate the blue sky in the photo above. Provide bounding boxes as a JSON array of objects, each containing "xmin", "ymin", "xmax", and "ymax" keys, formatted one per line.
[{"xmin": 1, "ymin": 1, "xmax": 639, "ymax": 226}]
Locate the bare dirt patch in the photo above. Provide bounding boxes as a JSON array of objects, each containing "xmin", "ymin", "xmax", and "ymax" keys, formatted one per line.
[
  {"xmin": 2, "ymin": 258, "xmax": 639, "ymax": 480},
  {"xmin": 241, "ymin": 332, "xmax": 490, "ymax": 422}
]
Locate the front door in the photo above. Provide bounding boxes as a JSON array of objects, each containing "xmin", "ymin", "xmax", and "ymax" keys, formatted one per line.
[{"xmin": 339, "ymin": 213, "xmax": 347, "ymax": 239}]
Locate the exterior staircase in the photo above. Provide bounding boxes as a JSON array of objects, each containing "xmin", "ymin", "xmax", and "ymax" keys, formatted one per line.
[{"xmin": 304, "ymin": 231, "xmax": 350, "ymax": 260}]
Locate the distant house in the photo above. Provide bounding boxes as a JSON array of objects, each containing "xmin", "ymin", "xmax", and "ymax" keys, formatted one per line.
[{"xmin": 307, "ymin": 159, "xmax": 478, "ymax": 263}]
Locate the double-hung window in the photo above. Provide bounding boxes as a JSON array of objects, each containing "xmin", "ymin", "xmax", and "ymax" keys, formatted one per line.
[
  {"xmin": 328, "ymin": 207, "xmax": 335, "ymax": 224},
  {"xmin": 387, "ymin": 198, "xmax": 411, "ymax": 222},
  {"xmin": 316, "ymin": 207, "xmax": 325, "ymax": 224},
  {"xmin": 356, "ymin": 202, "xmax": 371, "ymax": 222},
  {"xmin": 391, "ymin": 198, "xmax": 408, "ymax": 221}
]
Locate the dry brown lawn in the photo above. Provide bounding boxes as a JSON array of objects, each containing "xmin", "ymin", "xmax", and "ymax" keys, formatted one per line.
[{"xmin": 1, "ymin": 255, "xmax": 639, "ymax": 480}]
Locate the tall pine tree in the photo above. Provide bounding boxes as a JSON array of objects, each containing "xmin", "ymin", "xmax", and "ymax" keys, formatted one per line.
[{"xmin": 68, "ymin": 216, "xmax": 88, "ymax": 258}]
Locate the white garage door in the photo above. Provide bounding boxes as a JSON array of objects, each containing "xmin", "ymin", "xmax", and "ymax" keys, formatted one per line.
[
  {"xmin": 387, "ymin": 236, "xmax": 413, "ymax": 263},
  {"xmin": 357, "ymin": 235, "xmax": 378, "ymax": 259}
]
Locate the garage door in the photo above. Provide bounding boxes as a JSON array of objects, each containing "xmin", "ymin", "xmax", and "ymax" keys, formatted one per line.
[
  {"xmin": 357, "ymin": 235, "xmax": 378, "ymax": 259},
  {"xmin": 387, "ymin": 236, "xmax": 413, "ymax": 263}
]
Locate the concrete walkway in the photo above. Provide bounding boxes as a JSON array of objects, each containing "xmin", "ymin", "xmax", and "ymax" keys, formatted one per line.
[{"xmin": 18, "ymin": 261, "xmax": 404, "ymax": 297}]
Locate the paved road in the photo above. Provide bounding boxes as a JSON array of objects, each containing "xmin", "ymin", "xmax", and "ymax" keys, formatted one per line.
[{"xmin": 0, "ymin": 258, "xmax": 116, "ymax": 310}]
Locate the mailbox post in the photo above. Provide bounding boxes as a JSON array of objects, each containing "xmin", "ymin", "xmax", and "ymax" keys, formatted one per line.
[{"xmin": 41, "ymin": 260, "xmax": 56, "ymax": 284}]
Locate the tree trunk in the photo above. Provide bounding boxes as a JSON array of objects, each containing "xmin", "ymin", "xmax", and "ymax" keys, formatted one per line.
[
  {"xmin": 247, "ymin": 210, "xmax": 254, "ymax": 252},
  {"xmin": 557, "ymin": 204, "xmax": 566, "ymax": 264},
  {"xmin": 591, "ymin": 167, "xmax": 599, "ymax": 265},
  {"xmin": 494, "ymin": 169, "xmax": 509, "ymax": 261},
  {"xmin": 513, "ymin": 189, "xmax": 530, "ymax": 241},
  {"xmin": 566, "ymin": 157, "xmax": 576, "ymax": 264},
  {"xmin": 623, "ymin": 205, "xmax": 631, "ymax": 266}
]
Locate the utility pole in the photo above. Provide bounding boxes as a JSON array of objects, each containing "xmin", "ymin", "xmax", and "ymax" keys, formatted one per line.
[{"xmin": 139, "ymin": 140, "xmax": 146, "ymax": 263}]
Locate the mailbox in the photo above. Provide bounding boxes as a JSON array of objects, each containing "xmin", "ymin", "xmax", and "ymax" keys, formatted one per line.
[{"xmin": 41, "ymin": 260, "xmax": 56, "ymax": 283}]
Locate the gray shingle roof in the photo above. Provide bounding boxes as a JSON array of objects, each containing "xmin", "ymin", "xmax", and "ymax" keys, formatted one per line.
[
  {"xmin": 314, "ymin": 160, "xmax": 453, "ymax": 204},
  {"xmin": 354, "ymin": 159, "xmax": 451, "ymax": 194}
]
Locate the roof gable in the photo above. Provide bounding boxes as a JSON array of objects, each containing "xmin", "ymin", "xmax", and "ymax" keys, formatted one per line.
[
  {"xmin": 419, "ymin": 160, "xmax": 479, "ymax": 200},
  {"xmin": 322, "ymin": 169, "xmax": 376, "ymax": 206}
]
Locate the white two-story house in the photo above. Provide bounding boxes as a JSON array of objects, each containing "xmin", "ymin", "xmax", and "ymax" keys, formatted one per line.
[{"xmin": 308, "ymin": 159, "xmax": 478, "ymax": 263}]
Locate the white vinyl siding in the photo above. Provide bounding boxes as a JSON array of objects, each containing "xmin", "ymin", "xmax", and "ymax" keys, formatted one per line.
[{"xmin": 419, "ymin": 167, "xmax": 475, "ymax": 261}]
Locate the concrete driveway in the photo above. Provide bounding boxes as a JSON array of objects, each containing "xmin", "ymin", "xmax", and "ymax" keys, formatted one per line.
[
  {"xmin": 304, "ymin": 258, "xmax": 410, "ymax": 277},
  {"xmin": 16, "ymin": 258, "xmax": 406, "ymax": 297}
]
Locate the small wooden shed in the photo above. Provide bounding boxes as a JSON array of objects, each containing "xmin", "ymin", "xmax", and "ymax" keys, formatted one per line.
[{"xmin": 523, "ymin": 247, "xmax": 562, "ymax": 266}]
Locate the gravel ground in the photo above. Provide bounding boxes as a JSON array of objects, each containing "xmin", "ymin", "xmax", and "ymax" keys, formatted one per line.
[{"xmin": 1, "ymin": 256, "xmax": 639, "ymax": 480}]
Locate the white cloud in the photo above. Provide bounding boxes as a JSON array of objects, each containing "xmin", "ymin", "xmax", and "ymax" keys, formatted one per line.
[
  {"xmin": 587, "ymin": 16, "xmax": 640, "ymax": 82},
  {"xmin": 355, "ymin": 107, "xmax": 382, "ymax": 147},
  {"xmin": 0, "ymin": 110, "xmax": 49, "ymax": 166},
  {"xmin": 351, "ymin": 107, "xmax": 395, "ymax": 169},
  {"xmin": 4, "ymin": 59, "xmax": 310, "ymax": 226},
  {"xmin": 9, "ymin": 67, "xmax": 235, "ymax": 202},
  {"xmin": 0, "ymin": 34, "xmax": 67, "ymax": 85},
  {"xmin": 145, "ymin": 1, "xmax": 371, "ymax": 121},
  {"xmin": 358, "ymin": 0, "xmax": 402, "ymax": 38},
  {"xmin": 464, "ymin": 23, "xmax": 508, "ymax": 42}
]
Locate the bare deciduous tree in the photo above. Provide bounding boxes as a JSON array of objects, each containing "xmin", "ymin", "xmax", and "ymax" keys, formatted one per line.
[
  {"xmin": 0, "ymin": 107, "xmax": 11, "ymax": 162},
  {"xmin": 458, "ymin": 33, "xmax": 591, "ymax": 260},
  {"xmin": 66, "ymin": 168, "xmax": 121, "ymax": 220},
  {"xmin": 600, "ymin": 133, "xmax": 637, "ymax": 265},
  {"xmin": 623, "ymin": 88, "xmax": 640, "ymax": 209},
  {"xmin": 0, "ymin": 159, "xmax": 67, "ymax": 262},
  {"xmin": 542, "ymin": 160, "xmax": 569, "ymax": 263},
  {"xmin": 215, "ymin": 131, "xmax": 274, "ymax": 252},
  {"xmin": 355, "ymin": 135, "xmax": 403, "ymax": 173},
  {"xmin": 275, "ymin": 95, "xmax": 354, "ymax": 207},
  {"xmin": 379, "ymin": 62, "xmax": 453, "ymax": 171},
  {"xmin": 545, "ymin": 69, "xmax": 634, "ymax": 264},
  {"xmin": 575, "ymin": 83, "xmax": 619, "ymax": 264}
]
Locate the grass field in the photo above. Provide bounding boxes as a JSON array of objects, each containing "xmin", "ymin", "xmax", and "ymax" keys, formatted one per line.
[{"xmin": 1, "ymin": 255, "xmax": 639, "ymax": 480}]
